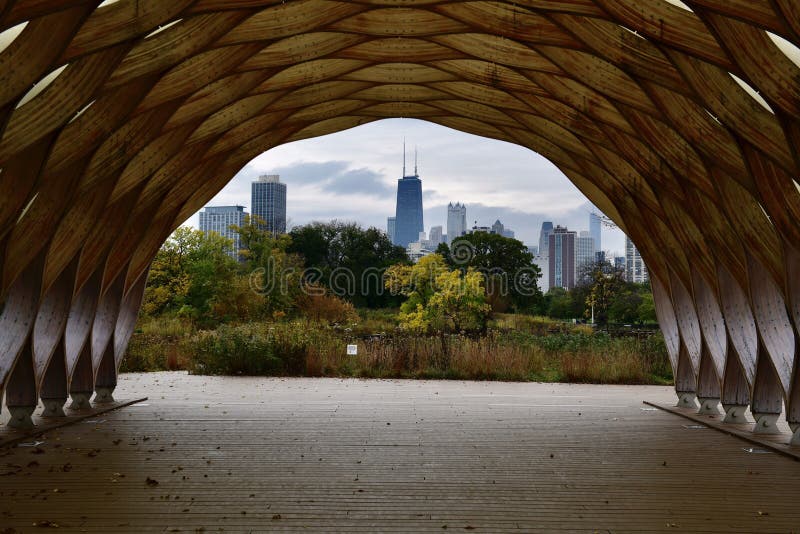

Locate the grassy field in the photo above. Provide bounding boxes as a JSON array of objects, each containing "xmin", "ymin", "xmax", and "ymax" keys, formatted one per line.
[{"xmin": 122, "ymin": 311, "xmax": 672, "ymax": 385}]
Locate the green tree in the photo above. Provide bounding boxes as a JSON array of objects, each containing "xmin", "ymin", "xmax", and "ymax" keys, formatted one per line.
[
  {"xmin": 288, "ymin": 221, "xmax": 409, "ymax": 308},
  {"xmin": 546, "ymin": 287, "xmax": 574, "ymax": 319},
  {"xmin": 437, "ymin": 232, "xmax": 542, "ymax": 312},
  {"xmin": 142, "ymin": 227, "xmax": 238, "ymax": 323},
  {"xmin": 637, "ymin": 291, "xmax": 657, "ymax": 323},
  {"xmin": 581, "ymin": 260, "xmax": 626, "ymax": 327},
  {"xmin": 230, "ymin": 215, "xmax": 304, "ymax": 317},
  {"xmin": 385, "ymin": 254, "xmax": 490, "ymax": 334}
]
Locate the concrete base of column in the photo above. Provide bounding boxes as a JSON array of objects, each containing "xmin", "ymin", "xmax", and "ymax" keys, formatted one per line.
[
  {"xmin": 676, "ymin": 392, "xmax": 698, "ymax": 409},
  {"xmin": 722, "ymin": 404, "xmax": 749, "ymax": 424},
  {"xmin": 69, "ymin": 392, "xmax": 92, "ymax": 410},
  {"xmin": 752, "ymin": 413, "xmax": 781, "ymax": 435},
  {"xmin": 93, "ymin": 386, "xmax": 115, "ymax": 404},
  {"xmin": 697, "ymin": 397, "xmax": 721, "ymax": 415},
  {"xmin": 7, "ymin": 405, "xmax": 35, "ymax": 429},
  {"xmin": 790, "ymin": 423, "xmax": 800, "ymax": 447},
  {"xmin": 41, "ymin": 398, "xmax": 67, "ymax": 418}
]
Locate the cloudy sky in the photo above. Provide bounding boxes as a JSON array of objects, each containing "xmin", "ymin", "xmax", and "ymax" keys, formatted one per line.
[{"xmin": 186, "ymin": 118, "xmax": 627, "ymax": 256}]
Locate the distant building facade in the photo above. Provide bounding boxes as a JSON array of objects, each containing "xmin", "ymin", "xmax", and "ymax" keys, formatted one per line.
[
  {"xmin": 589, "ymin": 212, "xmax": 602, "ymax": 252},
  {"xmin": 429, "ymin": 225, "xmax": 443, "ymax": 246},
  {"xmin": 614, "ymin": 256, "xmax": 626, "ymax": 272},
  {"xmin": 576, "ymin": 231, "xmax": 596, "ymax": 280},
  {"xmin": 387, "ymin": 217, "xmax": 396, "ymax": 243},
  {"xmin": 491, "ymin": 219, "xmax": 505, "ymax": 236},
  {"xmin": 406, "ymin": 241, "xmax": 432, "ymax": 263},
  {"xmin": 199, "ymin": 205, "xmax": 247, "ymax": 259},
  {"xmin": 539, "ymin": 221, "xmax": 554, "ymax": 259},
  {"xmin": 446, "ymin": 202, "xmax": 467, "ymax": 243},
  {"xmin": 625, "ymin": 236, "xmax": 649, "ymax": 283},
  {"xmin": 533, "ymin": 253, "xmax": 549, "ymax": 293},
  {"xmin": 489, "ymin": 219, "xmax": 515, "ymax": 239},
  {"xmin": 548, "ymin": 225, "xmax": 577, "ymax": 290},
  {"xmin": 251, "ymin": 174, "xmax": 287, "ymax": 235}
]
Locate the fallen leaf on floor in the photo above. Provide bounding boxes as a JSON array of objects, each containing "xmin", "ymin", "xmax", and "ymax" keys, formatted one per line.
[{"xmin": 145, "ymin": 477, "xmax": 159, "ymax": 487}]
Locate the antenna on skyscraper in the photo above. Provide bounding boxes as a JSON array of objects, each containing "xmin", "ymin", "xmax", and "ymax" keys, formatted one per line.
[
  {"xmin": 402, "ymin": 138, "xmax": 406, "ymax": 177},
  {"xmin": 414, "ymin": 145, "xmax": 418, "ymax": 176}
]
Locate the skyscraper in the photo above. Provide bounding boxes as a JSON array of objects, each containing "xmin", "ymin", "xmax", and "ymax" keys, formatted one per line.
[
  {"xmin": 492, "ymin": 219, "xmax": 505, "ymax": 235},
  {"xmin": 387, "ymin": 217, "xmax": 396, "ymax": 243},
  {"xmin": 625, "ymin": 236, "xmax": 649, "ymax": 283},
  {"xmin": 589, "ymin": 212, "xmax": 602, "ymax": 251},
  {"xmin": 251, "ymin": 174, "xmax": 287, "ymax": 235},
  {"xmin": 539, "ymin": 221, "xmax": 554, "ymax": 258},
  {"xmin": 446, "ymin": 202, "xmax": 467, "ymax": 243},
  {"xmin": 548, "ymin": 225, "xmax": 577, "ymax": 290},
  {"xmin": 429, "ymin": 225, "xmax": 443, "ymax": 246},
  {"xmin": 199, "ymin": 205, "xmax": 247, "ymax": 259},
  {"xmin": 576, "ymin": 231, "xmax": 596, "ymax": 282},
  {"xmin": 393, "ymin": 147, "xmax": 424, "ymax": 247}
]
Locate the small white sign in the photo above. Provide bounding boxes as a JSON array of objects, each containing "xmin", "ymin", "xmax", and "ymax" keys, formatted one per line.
[{"xmin": 346, "ymin": 344, "xmax": 358, "ymax": 356}]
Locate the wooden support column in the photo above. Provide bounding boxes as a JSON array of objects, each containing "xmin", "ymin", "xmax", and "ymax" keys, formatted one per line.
[
  {"xmin": 751, "ymin": 339, "xmax": 784, "ymax": 434},
  {"xmin": 747, "ymin": 254, "xmax": 794, "ymax": 434},
  {"xmin": 39, "ymin": 341, "xmax": 68, "ymax": 417},
  {"xmin": 32, "ymin": 257, "xmax": 76, "ymax": 417},
  {"xmin": 65, "ymin": 268, "xmax": 102, "ymax": 410},
  {"xmin": 90, "ymin": 273, "xmax": 124, "ymax": 404},
  {"xmin": 69, "ymin": 343, "xmax": 93, "ymax": 410},
  {"xmin": 717, "ymin": 266, "xmax": 758, "ymax": 424},
  {"xmin": 696, "ymin": 342, "xmax": 721, "ymax": 414},
  {"xmin": 721, "ymin": 344, "xmax": 751, "ymax": 424},
  {"xmin": 781, "ymin": 240, "xmax": 800, "ymax": 445},
  {"xmin": 669, "ymin": 272, "xmax": 702, "ymax": 409},
  {"xmin": 0, "ymin": 253, "xmax": 43, "ymax": 425},
  {"xmin": 5, "ymin": 337, "xmax": 37, "ymax": 428},
  {"xmin": 691, "ymin": 269, "xmax": 726, "ymax": 415}
]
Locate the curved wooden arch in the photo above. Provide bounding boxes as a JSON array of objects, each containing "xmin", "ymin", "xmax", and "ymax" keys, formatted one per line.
[{"xmin": 1, "ymin": 0, "xmax": 800, "ymax": 437}]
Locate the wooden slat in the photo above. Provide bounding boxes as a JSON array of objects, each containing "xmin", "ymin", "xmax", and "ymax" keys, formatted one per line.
[{"xmin": 0, "ymin": 375, "xmax": 799, "ymax": 531}]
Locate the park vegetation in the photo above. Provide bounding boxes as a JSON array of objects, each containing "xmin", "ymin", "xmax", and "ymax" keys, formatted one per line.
[{"xmin": 124, "ymin": 220, "xmax": 671, "ymax": 385}]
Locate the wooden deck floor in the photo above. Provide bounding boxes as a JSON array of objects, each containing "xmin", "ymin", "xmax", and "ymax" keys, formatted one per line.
[{"xmin": 1, "ymin": 373, "xmax": 799, "ymax": 532}]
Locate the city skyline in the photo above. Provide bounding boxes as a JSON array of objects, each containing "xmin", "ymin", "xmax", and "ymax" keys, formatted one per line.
[{"xmin": 188, "ymin": 119, "xmax": 627, "ymax": 255}]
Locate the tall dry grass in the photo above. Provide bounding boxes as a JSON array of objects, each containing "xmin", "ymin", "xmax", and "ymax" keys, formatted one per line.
[{"xmin": 122, "ymin": 316, "xmax": 672, "ymax": 385}]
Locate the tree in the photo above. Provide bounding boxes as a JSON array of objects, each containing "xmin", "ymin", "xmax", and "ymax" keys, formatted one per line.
[
  {"xmin": 637, "ymin": 291, "xmax": 657, "ymax": 323},
  {"xmin": 581, "ymin": 260, "xmax": 626, "ymax": 327},
  {"xmin": 436, "ymin": 232, "xmax": 542, "ymax": 312},
  {"xmin": 230, "ymin": 215, "xmax": 304, "ymax": 317},
  {"xmin": 142, "ymin": 227, "xmax": 238, "ymax": 323},
  {"xmin": 546, "ymin": 287, "xmax": 574, "ymax": 319},
  {"xmin": 385, "ymin": 254, "xmax": 490, "ymax": 335},
  {"xmin": 288, "ymin": 221, "xmax": 409, "ymax": 308}
]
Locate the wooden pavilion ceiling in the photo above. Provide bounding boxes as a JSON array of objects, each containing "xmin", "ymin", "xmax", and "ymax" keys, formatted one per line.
[{"xmin": 2, "ymin": 0, "xmax": 800, "ymax": 433}]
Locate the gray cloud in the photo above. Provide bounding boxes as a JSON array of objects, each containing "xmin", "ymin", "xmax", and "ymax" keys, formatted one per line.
[{"xmin": 190, "ymin": 119, "xmax": 628, "ymax": 255}]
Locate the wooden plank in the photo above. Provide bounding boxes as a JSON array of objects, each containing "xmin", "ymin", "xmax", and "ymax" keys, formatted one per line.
[{"xmin": 0, "ymin": 375, "xmax": 798, "ymax": 531}]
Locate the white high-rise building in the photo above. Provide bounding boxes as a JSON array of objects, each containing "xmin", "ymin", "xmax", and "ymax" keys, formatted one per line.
[
  {"xmin": 625, "ymin": 236, "xmax": 649, "ymax": 283},
  {"xmin": 446, "ymin": 202, "xmax": 467, "ymax": 243}
]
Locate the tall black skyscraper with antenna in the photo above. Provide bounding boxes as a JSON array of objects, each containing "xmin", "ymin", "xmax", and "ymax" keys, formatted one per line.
[{"xmin": 393, "ymin": 142, "xmax": 424, "ymax": 247}]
